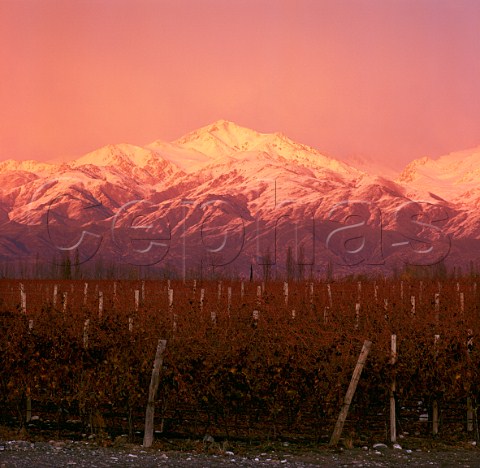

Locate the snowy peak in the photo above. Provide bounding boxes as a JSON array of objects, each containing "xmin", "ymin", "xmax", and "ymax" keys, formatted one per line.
[
  {"xmin": 396, "ymin": 146, "xmax": 480, "ymax": 201},
  {"xmin": 70, "ymin": 143, "xmax": 181, "ymax": 182},
  {"xmin": 0, "ymin": 159, "xmax": 57, "ymax": 175},
  {"xmin": 72, "ymin": 143, "xmax": 159, "ymax": 168},
  {"xmin": 174, "ymin": 120, "xmax": 263, "ymax": 158}
]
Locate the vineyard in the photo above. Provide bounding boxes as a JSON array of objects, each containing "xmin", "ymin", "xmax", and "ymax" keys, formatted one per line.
[{"xmin": 1, "ymin": 278, "xmax": 479, "ymax": 446}]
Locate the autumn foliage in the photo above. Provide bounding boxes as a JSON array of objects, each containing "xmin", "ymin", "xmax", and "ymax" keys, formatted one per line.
[{"xmin": 0, "ymin": 278, "xmax": 479, "ymax": 442}]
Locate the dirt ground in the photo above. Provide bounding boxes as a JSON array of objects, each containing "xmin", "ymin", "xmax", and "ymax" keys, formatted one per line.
[{"xmin": 1, "ymin": 433, "xmax": 479, "ymax": 467}]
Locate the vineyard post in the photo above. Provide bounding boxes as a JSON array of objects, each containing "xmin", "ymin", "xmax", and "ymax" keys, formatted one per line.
[
  {"xmin": 168, "ymin": 288, "xmax": 175, "ymax": 332},
  {"xmin": 193, "ymin": 279, "xmax": 197, "ymax": 296},
  {"xmin": 83, "ymin": 282, "xmax": 88, "ymax": 306},
  {"xmin": 19, "ymin": 283, "xmax": 26, "ymax": 314},
  {"xmin": 327, "ymin": 283, "xmax": 333, "ymax": 308},
  {"xmin": 200, "ymin": 288, "xmax": 205, "ymax": 312},
  {"xmin": 134, "ymin": 289, "xmax": 140, "ymax": 312},
  {"xmin": 411, "ymin": 296, "xmax": 416, "ymax": 316},
  {"xmin": 284, "ymin": 282, "xmax": 288, "ymax": 307},
  {"xmin": 374, "ymin": 282, "xmax": 378, "ymax": 302},
  {"xmin": 256, "ymin": 285, "xmax": 262, "ymax": 306},
  {"xmin": 467, "ymin": 329, "xmax": 474, "ymax": 432},
  {"xmin": 227, "ymin": 286, "xmax": 232, "ymax": 315},
  {"xmin": 217, "ymin": 281, "xmax": 222, "ymax": 302},
  {"xmin": 357, "ymin": 281, "xmax": 361, "ymax": 301},
  {"xmin": 23, "ymin": 280, "xmax": 30, "ymax": 423},
  {"xmin": 143, "ymin": 339, "xmax": 167, "ymax": 448},
  {"xmin": 355, "ymin": 303, "xmax": 360, "ymax": 330},
  {"xmin": 62, "ymin": 292, "xmax": 68, "ymax": 313},
  {"xmin": 141, "ymin": 280, "xmax": 145, "ymax": 303},
  {"xmin": 467, "ymin": 397, "xmax": 474, "ymax": 433},
  {"xmin": 329, "ymin": 340, "xmax": 372, "ymax": 446},
  {"xmin": 98, "ymin": 291, "xmax": 103, "ymax": 319},
  {"xmin": 83, "ymin": 319, "xmax": 89, "ymax": 349},
  {"xmin": 434, "ymin": 293, "xmax": 440, "ymax": 323},
  {"xmin": 433, "ymin": 334, "xmax": 440, "ymax": 435},
  {"xmin": 53, "ymin": 284, "xmax": 58, "ymax": 307},
  {"xmin": 390, "ymin": 334, "xmax": 397, "ymax": 442},
  {"xmin": 460, "ymin": 292, "xmax": 465, "ymax": 315},
  {"xmin": 26, "ymin": 396, "xmax": 31, "ymax": 424},
  {"xmin": 309, "ymin": 282, "xmax": 314, "ymax": 305}
]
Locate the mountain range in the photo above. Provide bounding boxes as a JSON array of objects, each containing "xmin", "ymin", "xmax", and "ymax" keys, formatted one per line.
[{"xmin": 1, "ymin": 120, "xmax": 479, "ymax": 278}]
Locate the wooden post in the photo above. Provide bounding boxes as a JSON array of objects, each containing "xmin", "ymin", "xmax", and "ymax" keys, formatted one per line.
[
  {"xmin": 432, "ymin": 400, "xmax": 439, "ymax": 435},
  {"xmin": 411, "ymin": 295, "xmax": 416, "ymax": 316},
  {"xmin": 357, "ymin": 281, "xmax": 362, "ymax": 301},
  {"xmin": 434, "ymin": 293, "xmax": 440, "ymax": 323},
  {"xmin": 467, "ymin": 397, "xmax": 474, "ymax": 432},
  {"xmin": 19, "ymin": 283, "xmax": 26, "ymax": 314},
  {"xmin": 390, "ymin": 334, "xmax": 397, "ymax": 442},
  {"xmin": 284, "ymin": 282, "xmax": 289, "ymax": 306},
  {"xmin": 53, "ymin": 284, "xmax": 58, "ymax": 307},
  {"xmin": 193, "ymin": 279, "xmax": 197, "ymax": 296},
  {"xmin": 327, "ymin": 283, "xmax": 333, "ymax": 308},
  {"xmin": 83, "ymin": 282, "xmax": 88, "ymax": 306},
  {"xmin": 355, "ymin": 303, "xmax": 360, "ymax": 329},
  {"xmin": 26, "ymin": 397, "xmax": 32, "ymax": 423},
  {"xmin": 309, "ymin": 282, "xmax": 314, "ymax": 305},
  {"xmin": 460, "ymin": 292, "xmax": 465, "ymax": 314},
  {"xmin": 98, "ymin": 291, "xmax": 103, "ymax": 319},
  {"xmin": 141, "ymin": 280, "xmax": 145, "ymax": 303},
  {"xmin": 400, "ymin": 281, "xmax": 404, "ymax": 300},
  {"xmin": 134, "ymin": 289, "xmax": 140, "ymax": 312},
  {"xmin": 329, "ymin": 340, "xmax": 372, "ymax": 446},
  {"xmin": 433, "ymin": 334, "xmax": 440, "ymax": 435},
  {"xmin": 83, "ymin": 319, "xmax": 90, "ymax": 349},
  {"xmin": 467, "ymin": 328, "xmax": 474, "ymax": 432},
  {"xmin": 374, "ymin": 282, "xmax": 378, "ymax": 302},
  {"xmin": 128, "ymin": 317, "xmax": 134, "ymax": 332},
  {"xmin": 143, "ymin": 339, "xmax": 167, "ymax": 448},
  {"xmin": 168, "ymin": 288, "xmax": 175, "ymax": 332},
  {"xmin": 200, "ymin": 288, "xmax": 205, "ymax": 312},
  {"xmin": 256, "ymin": 285, "xmax": 262, "ymax": 305},
  {"xmin": 62, "ymin": 292, "xmax": 68, "ymax": 313},
  {"xmin": 227, "ymin": 286, "xmax": 232, "ymax": 314}
]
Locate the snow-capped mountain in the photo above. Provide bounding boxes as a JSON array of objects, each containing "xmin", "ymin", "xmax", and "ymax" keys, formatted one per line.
[{"xmin": 0, "ymin": 120, "xmax": 479, "ymax": 277}]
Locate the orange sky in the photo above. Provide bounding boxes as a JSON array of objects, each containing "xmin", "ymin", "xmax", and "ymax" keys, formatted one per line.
[{"xmin": 1, "ymin": 0, "xmax": 479, "ymax": 169}]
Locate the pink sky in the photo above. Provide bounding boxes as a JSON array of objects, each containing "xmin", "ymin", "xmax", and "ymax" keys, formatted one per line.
[{"xmin": 1, "ymin": 0, "xmax": 479, "ymax": 169}]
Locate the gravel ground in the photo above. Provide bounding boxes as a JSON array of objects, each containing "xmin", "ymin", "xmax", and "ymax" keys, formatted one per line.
[{"xmin": 1, "ymin": 439, "xmax": 480, "ymax": 467}]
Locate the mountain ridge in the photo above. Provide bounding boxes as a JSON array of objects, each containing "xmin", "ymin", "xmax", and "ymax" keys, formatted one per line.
[{"xmin": 0, "ymin": 121, "xmax": 478, "ymax": 276}]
